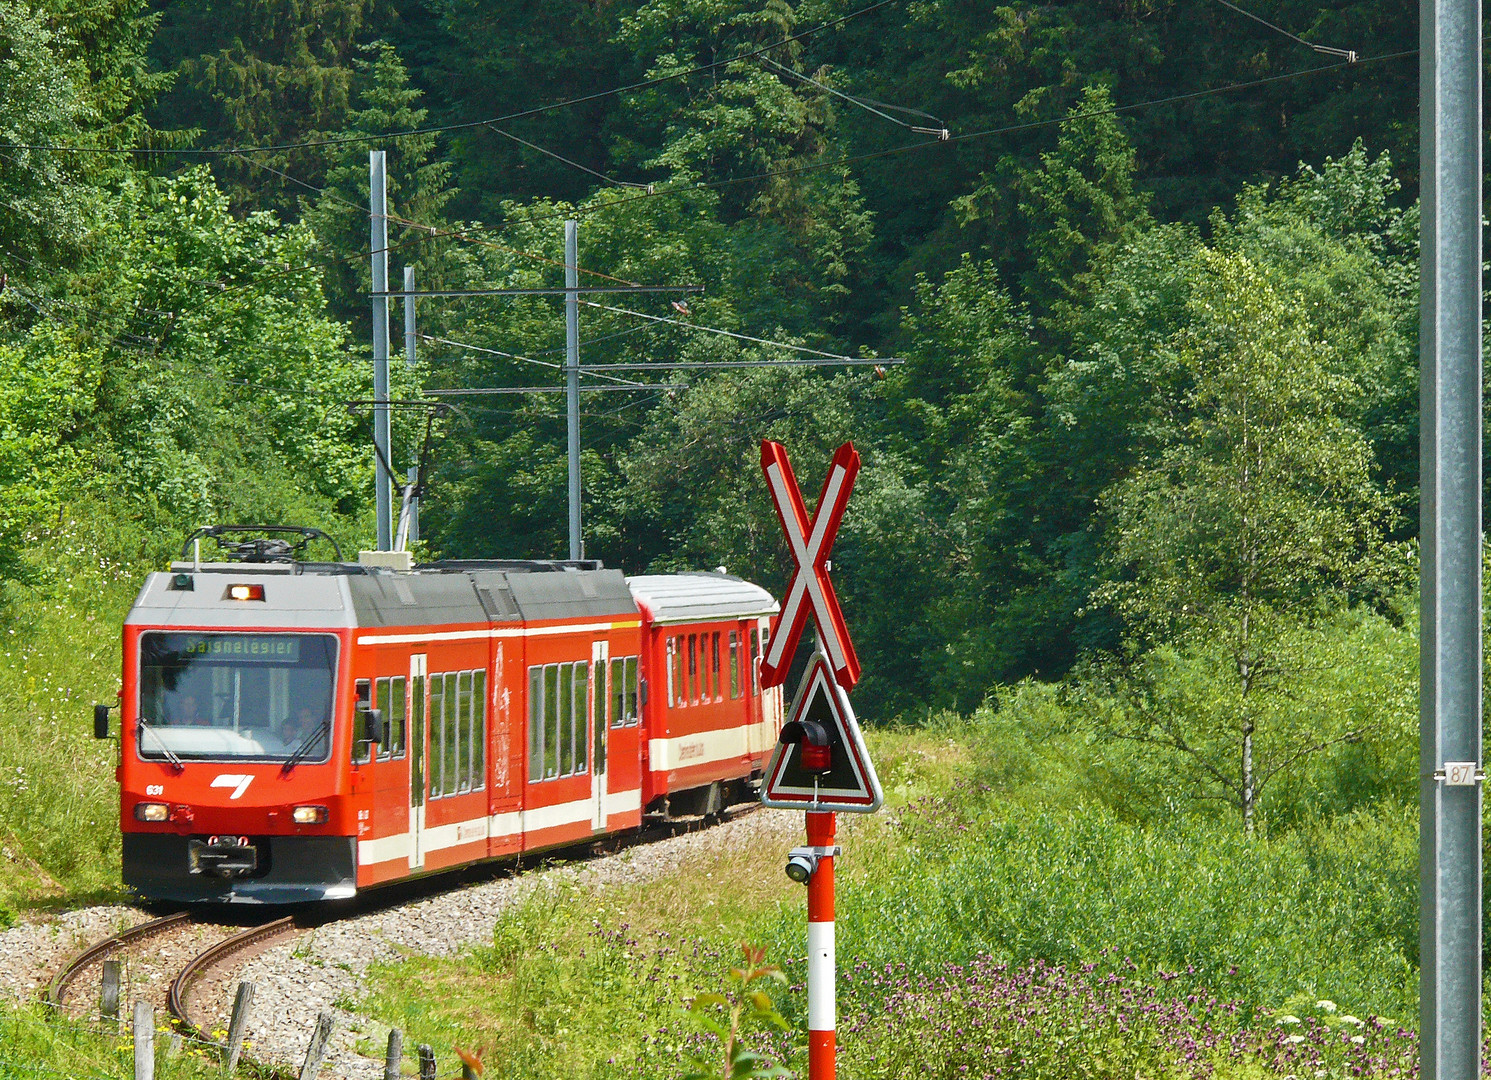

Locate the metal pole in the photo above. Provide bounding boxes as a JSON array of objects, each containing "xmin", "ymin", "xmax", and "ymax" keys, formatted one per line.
[
  {"xmin": 806, "ymin": 810, "xmax": 836, "ymax": 1080},
  {"xmin": 1420, "ymin": 0, "xmax": 1483, "ymax": 1067},
  {"xmin": 404, "ymin": 264, "xmax": 419, "ymax": 545},
  {"xmin": 564, "ymin": 219, "xmax": 582, "ymax": 561},
  {"xmin": 404, "ymin": 265, "xmax": 417, "ymax": 369},
  {"xmin": 371, "ymin": 150, "xmax": 393, "ymax": 551}
]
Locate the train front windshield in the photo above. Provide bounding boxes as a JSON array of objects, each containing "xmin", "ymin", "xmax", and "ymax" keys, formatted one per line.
[{"xmin": 137, "ymin": 632, "xmax": 338, "ymax": 762}]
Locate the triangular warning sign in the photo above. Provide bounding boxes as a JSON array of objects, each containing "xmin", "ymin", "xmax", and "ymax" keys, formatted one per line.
[{"xmin": 760, "ymin": 652, "xmax": 883, "ymax": 813}]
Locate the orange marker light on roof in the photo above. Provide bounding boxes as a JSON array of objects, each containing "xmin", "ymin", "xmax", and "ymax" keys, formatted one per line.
[{"xmin": 226, "ymin": 584, "xmax": 265, "ymax": 601}]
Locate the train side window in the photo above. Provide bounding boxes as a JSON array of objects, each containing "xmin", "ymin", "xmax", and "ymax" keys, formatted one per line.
[
  {"xmin": 593, "ymin": 659, "xmax": 607, "ymax": 771},
  {"xmin": 665, "ymin": 637, "xmax": 676, "ymax": 707},
  {"xmin": 472, "ymin": 669, "xmax": 486, "ymax": 791},
  {"xmin": 528, "ymin": 666, "xmax": 542, "ymax": 782},
  {"xmin": 627, "ymin": 656, "xmax": 640, "ymax": 725},
  {"xmin": 558, "ymin": 664, "xmax": 576, "ymax": 776},
  {"xmin": 374, "ymin": 678, "xmax": 392, "ymax": 761},
  {"xmin": 352, "ymin": 679, "xmax": 373, "ymax": 764},
  {"xmin": 543, "ymin": 664, "xmax": 560, "ymax": 779},
  {"xmin": 439, "ymin": 672, "xmax": 457, "ymax": 796},
  {"xmin": 572, "ymin": 660, "xmax": 588, "ymax": 775},
  {"xmin": 610, "ymin": 657, "xmax": 625, "ymax": 728},
  {"xmin": 688, "ymin": 634, "xmax": 698, "ymax": 704},
  {"xmin": 390, "ymin": 677, "xmax": 406, "ymax": 759},
  {"xmin": 711, "ymin": 633, "xmax": 721, "ymax": 701},
  {"xmin": 750, "ymin": 629, "xmax": 762, "ymax": 696},
  {"xmin": 431, "ymin": 673, "xmax": 446, "ymax": 796},
  {"xmin": 456, "ymin": 670, "xmax": 473, "ymax": 793},
  {"xmin": 728, "ymin": 631, "xmax": 740, "ymax": 699}
]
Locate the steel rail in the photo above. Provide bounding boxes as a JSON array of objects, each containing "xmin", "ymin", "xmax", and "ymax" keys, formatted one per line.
[
  {"xmin": 166, "ymin": 915, "xmax": 297, "ymax": 1044},
  {"xmin": 44, "ymin": 910, "xmax": 194, "ymax": 1008}
]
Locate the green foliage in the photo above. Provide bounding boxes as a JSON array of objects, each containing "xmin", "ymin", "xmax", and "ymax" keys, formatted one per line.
[
  {"xmin": 681, "ymin": 945, "xmax": 792, "ymax": 1080},
  {"xmin": 817, "ymin": 796, "xmax": 1419, "ymax": 1027}
]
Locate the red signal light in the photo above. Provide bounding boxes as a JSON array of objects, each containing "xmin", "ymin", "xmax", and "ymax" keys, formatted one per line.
[
  {"xmin": 226, "ymin": 583, "xmax": 265, "ymax": 601},
  {"xmin": 802, "ymin": 743, "xmax": 832, "ymax": 772}
]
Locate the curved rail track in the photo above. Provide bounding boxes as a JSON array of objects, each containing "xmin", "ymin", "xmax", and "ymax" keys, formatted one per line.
[
  {"xmin": 44, "ymin": 910, "xmax": 194, "ymax": 1008},
  {"xmin": 167, "ymin": 916, "xmax": 298, "ymax": 1042}
]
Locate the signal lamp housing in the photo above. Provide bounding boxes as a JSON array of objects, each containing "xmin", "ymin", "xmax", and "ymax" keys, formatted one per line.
[{"xmin": 226, "ymin": 583, "xmax": 265, "ymax": 601}]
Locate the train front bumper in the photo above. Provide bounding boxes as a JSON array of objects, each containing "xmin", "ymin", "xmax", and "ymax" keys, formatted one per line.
[{"xmin": 123, "ymin": 833, "xmax": 356, "ymax": 903}]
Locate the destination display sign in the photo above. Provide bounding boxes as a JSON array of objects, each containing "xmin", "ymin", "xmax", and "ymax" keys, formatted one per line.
[{"xmin": 152, "ymin": 634, "xmax": 303, "ymax": 664}]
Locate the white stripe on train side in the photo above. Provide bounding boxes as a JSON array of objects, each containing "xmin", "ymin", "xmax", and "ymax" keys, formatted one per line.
[
  {"xmin": 357, "ymin": 789, "xmax": 646, "ymax": 866},
  {"xmin": 648, "ymin": 720, "xmax": 775, "ymax": 772}
]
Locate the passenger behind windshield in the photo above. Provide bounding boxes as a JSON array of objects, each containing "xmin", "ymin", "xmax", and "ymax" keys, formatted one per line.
[{"xmin": 139, "ymin": 632, "xmax": 337, "ymax": 762}]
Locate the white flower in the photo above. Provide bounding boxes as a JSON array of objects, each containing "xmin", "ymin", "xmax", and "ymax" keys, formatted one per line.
[
  {"xmin": 1277, "ymin": 1015, "xmax": 1303, "ymax": 1025},
  {"xmin": 1339, "ymin": 1015, "xmax": 1364, "ymax": 1027},
  {"xmin": 1315, "ymin": 1072, "xmax": 1329, "ymax": 1079},
  {"xmin": 1285, "ymin": 1034, "xmax": 1306, "ymax": 1044},
  {"xmin": 1316, "ymin": 999, "xmax": 1338, "ymax": 1013},
  {"xmin": 1350, "ymin": 1035, "xmax": 1366, "ymax": 1045}
]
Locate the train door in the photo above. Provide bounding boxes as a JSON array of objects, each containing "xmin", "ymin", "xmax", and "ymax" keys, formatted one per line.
[
  {"xmin": 408, "ymin": 653, "xmax": 427, "ymax": 870},
  {"xmin": 591, "ymin": 639, "xmax": 609, "ymax": 830}
]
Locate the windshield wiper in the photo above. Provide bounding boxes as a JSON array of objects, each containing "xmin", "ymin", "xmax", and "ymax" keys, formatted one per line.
[
  {"xmin": 280, "ymin": 720, "xmax": 330, "ymax": 776},
  {"xmin": 137, "ymin": 718, "xmax": 184, "ymax": 773}
]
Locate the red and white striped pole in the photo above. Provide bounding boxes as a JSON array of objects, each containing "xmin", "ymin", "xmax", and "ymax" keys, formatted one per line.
[{"xmin": 806, "ymin": 809, "xmax": 836, "ymax": 1080}]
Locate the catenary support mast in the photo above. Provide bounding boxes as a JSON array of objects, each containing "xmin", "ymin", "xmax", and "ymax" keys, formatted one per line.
[
  {"xmin": 370, "ymin": 151, "xmax": 393, "ymax": 551},
  {"xmin": 1419, "ymin": 0, "xmax": 1482, "ymax": 1070},
  {"xmin": 565, "ymin": 219, "xmax": 582, "ymax": 561}
]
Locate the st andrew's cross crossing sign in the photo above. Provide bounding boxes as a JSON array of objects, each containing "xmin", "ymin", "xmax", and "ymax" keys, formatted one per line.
[
  {"xmin": 761, "ymin": 651, "xmax": 883, "ymax": 812},
  {"xmin": 759, "ymin": 440, "xmax": 861, "ymax": 690}
]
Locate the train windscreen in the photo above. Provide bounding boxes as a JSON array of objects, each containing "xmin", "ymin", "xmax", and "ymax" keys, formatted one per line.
[{"xmin": 136, "ymin": 632, "xmax": 338, "ymax": 762}]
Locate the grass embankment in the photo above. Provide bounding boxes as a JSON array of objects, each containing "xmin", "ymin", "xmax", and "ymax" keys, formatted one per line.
[
  {"xmin": 0, "ymin": 509, "xmax": 148, "ymax": 917},
  {"xmin": 355, "ymin": 721, "xmax": 1420, "ymax": 1080}
]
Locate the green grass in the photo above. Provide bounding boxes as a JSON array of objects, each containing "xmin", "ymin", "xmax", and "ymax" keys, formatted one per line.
[
  {"xmin": 0, "ymin": 1004, "xmax": 232, "ymax": 1080},
  {"xmin": 0, "ymin": 507, "xmax": 147, "ymax": 913}
]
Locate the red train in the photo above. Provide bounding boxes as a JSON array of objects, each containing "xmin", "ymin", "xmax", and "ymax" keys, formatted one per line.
[{"xmin": 100, "ymin": 527, "xmax": 783, "ymax": 903}]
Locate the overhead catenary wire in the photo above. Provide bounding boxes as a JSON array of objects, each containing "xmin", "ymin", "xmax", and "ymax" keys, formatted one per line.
[
  {"xmin": 580, "ymin": 300, "xmax": 894, "ymax": 362},
  {"xmin": 419, "ymin": 333, "xmax": 653, "ymax": 388},
  {"xmin": 758, "ymin": 57, "xmax": 950, "ymax": 138},
  {"xmin": 1206, "ymin": 0, "xmax": 1359, "ymax": 61}
]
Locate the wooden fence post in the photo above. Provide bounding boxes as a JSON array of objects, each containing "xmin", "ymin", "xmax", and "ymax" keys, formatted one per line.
[
  {"xmin": 418, "ymin": 1043, "xmax": 436, "ymax": 1080},
  {"xmin": 225, "ymin": 981, "xmax": 254, "ymax": 1071},
  {"xmin": 384, "ymin": 1029, "xmax": 403, "ymax": 1080},
  {"xmin": 99, "ymin": 960, "xmax": 121, "ymax": 1023},
  {"xmin": 132, "ymin": 1001, "xmax": 154, "ymax": 1080},
  {"xmin": 299, "ymin": 1012, "xmax": 334, "ymax": 1080}
]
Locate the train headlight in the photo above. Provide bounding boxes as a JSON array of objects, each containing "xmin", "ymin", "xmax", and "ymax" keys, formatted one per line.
[
  {"xmin": 226, "ymin": 583, "xmax": 265, "ymax": 601},
  {"xmin": 134, "ymin": 802, "xmax": 169, "ymax": 822},
  {"xmin": 292, "ymin": 805, "xmax": 329, "ymax": 825}
]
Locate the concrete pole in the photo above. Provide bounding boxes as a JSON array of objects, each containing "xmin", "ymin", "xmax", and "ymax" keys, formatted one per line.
[
  {"xmin": 565, "ymin": 219, "xmax": 582, "ymax": 561},
  {"xmin": 370, "ymin": 151, "xmax": 393, "ymax": 551},
  {"xmin": 1420, "ymin": 0, "xmax": 1482, "ymax": 1069}
]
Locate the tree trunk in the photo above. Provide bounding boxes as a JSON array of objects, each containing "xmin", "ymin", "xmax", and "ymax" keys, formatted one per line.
[{"xmin": 1241, "ymin": 719, "xmax": 1255, "ymax": 832}]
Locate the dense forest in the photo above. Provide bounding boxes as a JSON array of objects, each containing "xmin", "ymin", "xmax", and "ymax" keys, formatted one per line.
[{"xmin": 0, "ymin": 0, "xmax": 1427, "ymax": 830}]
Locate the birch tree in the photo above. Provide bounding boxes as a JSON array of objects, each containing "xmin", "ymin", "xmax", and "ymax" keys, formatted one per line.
[{"xmin": 1095, "ymin": 248, "xmax": 1398, "ymax": 830}]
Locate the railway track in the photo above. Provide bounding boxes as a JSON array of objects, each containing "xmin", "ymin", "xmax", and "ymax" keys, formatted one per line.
[{"xmin": 35, "ymin": 800, "xmax": 763, "ymax": 1074}]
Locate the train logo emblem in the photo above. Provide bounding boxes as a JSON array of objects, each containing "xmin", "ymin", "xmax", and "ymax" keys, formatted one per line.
[
  {"xmin": 211, "ymin": 774, "xmax": 255, "ymax": 799},
  {"xmin": 759, "ymin": 440, "xmax": 861, "ymax": 690}
]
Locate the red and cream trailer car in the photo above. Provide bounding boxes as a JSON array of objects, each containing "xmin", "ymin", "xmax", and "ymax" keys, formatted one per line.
[{"xmin": 107, "ymin": 533, "xmax": 781, "ymax": 903}]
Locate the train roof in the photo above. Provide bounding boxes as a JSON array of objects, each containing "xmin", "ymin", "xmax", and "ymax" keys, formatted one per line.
[
  {"xmin": 129, "ymin": 561, "xmax": 639, "ymax": 630},
  {"xmin": 126, "ymin": 561, "xmax": 778, "ymax": 631},
  {"xmin": 626, "ymin": 573, "xmax": 779, "ymax": 626}
]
